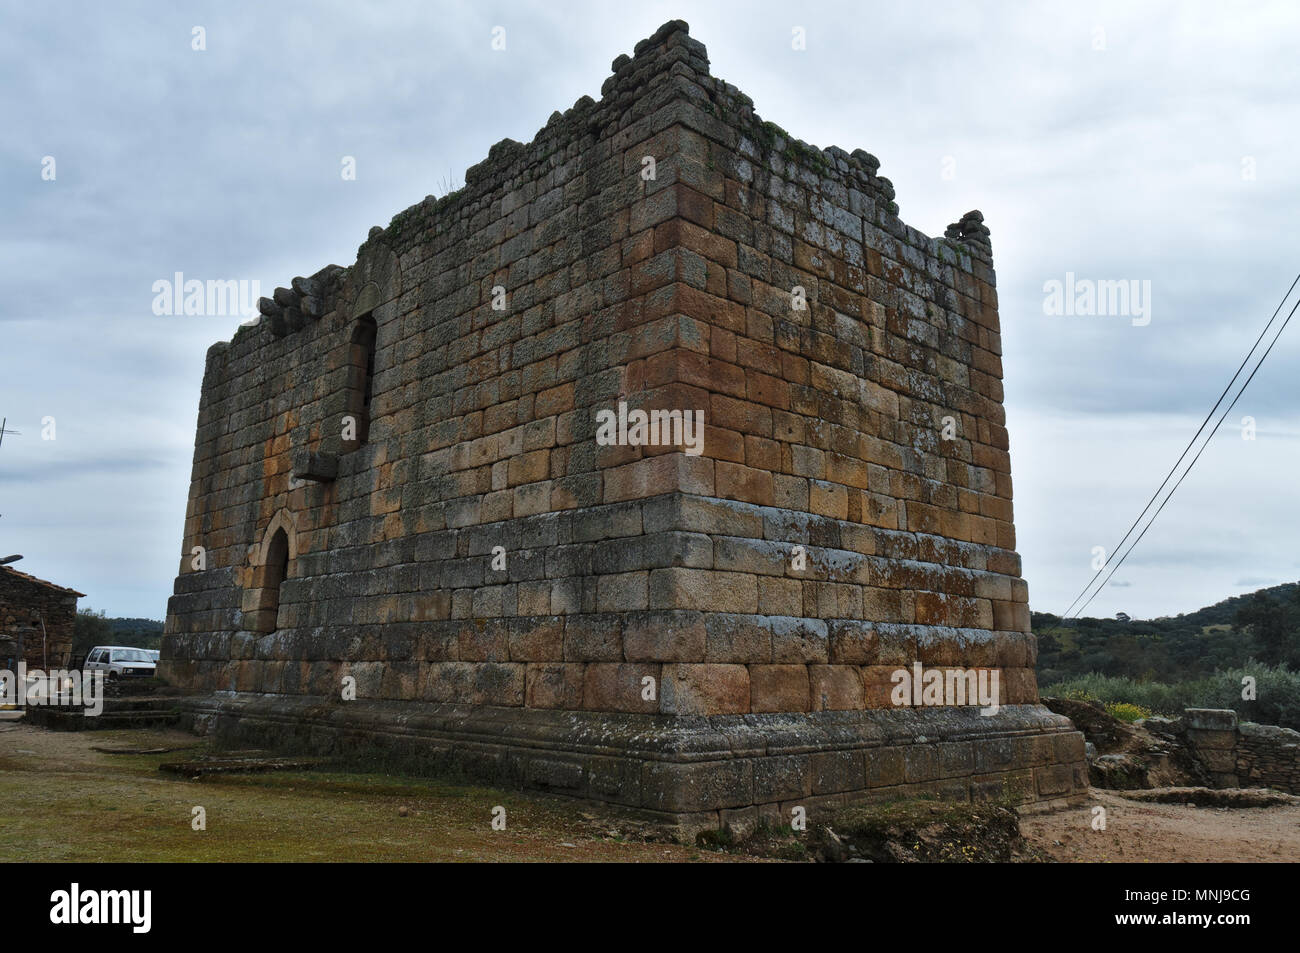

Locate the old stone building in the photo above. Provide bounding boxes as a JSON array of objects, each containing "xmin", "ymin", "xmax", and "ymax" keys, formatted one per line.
[
  {"xmin": 163, "ymin": 20, "xmax": 1086, "ymax": 828},
  {"xmin": 1, "ymin": 560, "xmax": 83, "ymax": 670}
]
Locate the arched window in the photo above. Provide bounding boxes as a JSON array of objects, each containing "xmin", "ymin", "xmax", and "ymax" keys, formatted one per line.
[
  {"xmin": 343, "ymin": 314, "xmax": 377, "ymax": 451},
  {"xmin": 249, "ymin": 527, "xmax": 289, "ymax": 634}
]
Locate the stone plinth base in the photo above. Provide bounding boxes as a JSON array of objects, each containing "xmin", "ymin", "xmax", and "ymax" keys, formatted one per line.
[{"xmin": 175, "ymin": 692, "xmax": 1087, "ymax": 832}]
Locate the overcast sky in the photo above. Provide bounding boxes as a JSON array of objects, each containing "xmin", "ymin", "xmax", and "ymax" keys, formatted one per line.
[{"xmin": 2, "ymin": 0, "xmax": 1297, "ymax": 621}]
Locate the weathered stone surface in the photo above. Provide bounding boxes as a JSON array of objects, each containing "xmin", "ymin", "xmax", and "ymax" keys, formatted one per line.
[
  {"xmin": 1186, "ymin": 708, "xmax": 1239, "ymax": 732},
  {"xmin": 159, "ymin": 20, "xmax": 1079, "ymax": 823},
  {"xmin": 750, "ymin": 664, "xmax": 810, "ymax": 713},
  {"xmin": 174, "ymin": 693, "xmax": 1087, "ymax": 821},
  {"xmin": 291, "ymin": 449, "xmax": 338, "ymax": 482},
  {"xmin": 660, "ymin": 663, "xmax": 749, "ymax": 715},
  {"xmin": 0, "ymin": 564, "xmax": 83, "ymax": 669}
]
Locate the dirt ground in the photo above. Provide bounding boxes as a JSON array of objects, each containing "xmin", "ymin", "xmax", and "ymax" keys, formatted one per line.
[
  {"xmin": 3, "ymin": 721, "xmax": 1298, "ymax": 862},
  {"xmin": 1019, "ymin": 788, "xmax": 1300, "ymax": 863}
]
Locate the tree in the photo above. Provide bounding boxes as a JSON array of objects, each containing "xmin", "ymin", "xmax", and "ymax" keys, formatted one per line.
[
  {"xmin": 73, "ymin": 609, "xmax": 113, "ymax": 656},
  {"xmin": 1234, "ymin": 590, "xmax": 1300, "ymax": 668}
]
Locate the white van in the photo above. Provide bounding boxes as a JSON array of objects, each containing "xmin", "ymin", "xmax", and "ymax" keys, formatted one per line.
[{"xmin": 83, "ymin": 646, "xmax": 157, "ymax": 680}]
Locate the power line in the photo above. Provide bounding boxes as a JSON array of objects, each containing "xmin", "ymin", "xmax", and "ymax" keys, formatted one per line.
[
  {"xmin": 1042, "ymin": 270, "xmax": 1300, "ymax": 632},
  {"xmin": 1071, "ymin": 292, "xmax": 1300, "ymax": 619}
]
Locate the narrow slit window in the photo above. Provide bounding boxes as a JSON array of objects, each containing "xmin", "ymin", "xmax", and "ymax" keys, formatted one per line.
[{"xmin": 344, "ymin": 314, "xmax": 377, "ymax": 449}]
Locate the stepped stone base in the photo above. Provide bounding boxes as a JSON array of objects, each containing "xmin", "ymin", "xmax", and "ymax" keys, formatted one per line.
[
  {"xmin": 175, "ymin": 691, "xmax": 1087, "ymax": 831},
  {"xmin": 22, "ymin": 697, "xmax": 181, "ymax": 732}
]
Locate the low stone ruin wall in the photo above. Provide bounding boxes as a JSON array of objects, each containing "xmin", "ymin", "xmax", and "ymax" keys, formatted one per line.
[{"xmin": 1184, "ymin": 708, "xmax": 1300, "ymax": 793}]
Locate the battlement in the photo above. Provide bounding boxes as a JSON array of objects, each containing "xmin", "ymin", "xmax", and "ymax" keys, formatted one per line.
[{"xmin": 218, "ymin": 20, "xmax": 992, "ymax": 367}]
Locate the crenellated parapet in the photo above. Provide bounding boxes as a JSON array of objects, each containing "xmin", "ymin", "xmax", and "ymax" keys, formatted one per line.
[{"xmin": 253, "ymin": 263, "xmax": 348, "ymax": 339}]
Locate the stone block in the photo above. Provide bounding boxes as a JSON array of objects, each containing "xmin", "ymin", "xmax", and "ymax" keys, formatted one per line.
[
  {"xmin": 641, "ymin": 759, "xmax": 754, "ymax": 813},
  {"xmin": 524, "ymin": 662, "xmax": 584, "ymax": 709},
  {"xmin": 291, "ymin": 449, "xmax": 339, "ymax": 482},
  {"xmin": 811, "ymin": 750, "xmax": 864, "ymax": 794},
  {"xmin": 623, "ymin": 610, "xmax": 707, "ymax": 661},
  {"xmin": 648, "ymin": 567, "xmax": 758, "ymax": 613},
  {"xmin": 754, "ymin": 754, "xmax": 813, "ymax": 802},
  {"xmin": 583, "ymin": 662, "xmax": 660, "ymax": 713},
  {"xmin": 865, "ymin": 747, "xmax": 905, "ymax": 787},
  {"xmin": 750, "ymin": 665, "xmax": 810, "ymax": 713},
  {"xmin": 660, "ymin": 663, "xmax": 750, "ymax": 715},
  {"xmin": 1185, "ymin": 708, "xmax": 1238, "ymax": 732},
  {"xmin": 808, "ymin": 664, "xmax": 864, "ymax": 711}
]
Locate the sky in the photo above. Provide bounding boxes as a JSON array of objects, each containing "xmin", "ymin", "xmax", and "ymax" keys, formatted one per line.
[{"xmin": 1, "ymin": 0, "xmax": 1297, "ymax": 621}]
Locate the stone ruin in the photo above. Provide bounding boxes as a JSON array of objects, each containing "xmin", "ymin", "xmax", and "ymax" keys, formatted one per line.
[
  {"xmin": 161, "ymin": 20, "xmax": 1087, "ymax": 831},
  {"xmin": 1, "ymin": 561, "xmax": 82, "ymax": 670}
]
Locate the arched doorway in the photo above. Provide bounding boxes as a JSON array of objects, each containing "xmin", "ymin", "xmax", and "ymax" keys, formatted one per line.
[{"xmin": 248, "ymin": 526, "xmax": 291, "ymax": 633}]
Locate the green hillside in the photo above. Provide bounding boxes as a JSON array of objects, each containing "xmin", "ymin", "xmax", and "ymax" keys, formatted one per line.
[
  {"xmin": 1033, "ymin": 580, "xmax": 1300, "ymax": 685},
  {"xmin": 1034, "ymin": 581, "xmax": 1300, "ymax": 729}
]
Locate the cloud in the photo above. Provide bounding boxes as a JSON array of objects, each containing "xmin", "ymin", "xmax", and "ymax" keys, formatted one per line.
[
  {"xmin": 1234, "ymin": 577, "xmax": 1281, "ymax": 588},
  {"xmin": 4, "ymin": 0, "xmax": 1298, "ymax": 617},
  {"xmin": 0, "ymin": 456, "xmax": 172, "ymax": 483}
]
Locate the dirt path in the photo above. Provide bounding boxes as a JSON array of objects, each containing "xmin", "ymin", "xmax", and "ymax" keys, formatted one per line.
[{"xmin": 1019, "ymin": 789, "xmax": 1300, "ymax": 862}]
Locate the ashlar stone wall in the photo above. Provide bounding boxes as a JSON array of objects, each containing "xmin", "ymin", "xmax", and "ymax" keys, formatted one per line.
[{"xmin": 163, "ymin": 20, "xmax": 1084, "ymax": 822}]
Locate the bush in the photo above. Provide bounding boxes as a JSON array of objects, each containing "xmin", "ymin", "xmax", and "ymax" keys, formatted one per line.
[
  {"xmin": 1043, "ymin": 663, "xmax": 1300, "ymax": 731},
  {"xmin": 1218, "ymin": 662, "xmax": 1300, "ymax": 729},
  {"xmin": 1104, "ymin": 702, "xmax": 1151, "ymax": 723}
]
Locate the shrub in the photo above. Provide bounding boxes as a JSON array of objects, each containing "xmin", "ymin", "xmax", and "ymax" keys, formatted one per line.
[
  {"xmin": 1043, "ymin": 663, "xmax": 1300, "ymax": 731},
  {"xmin": 1104, "ymin": 702, "xmax": 1151, "ymax": 723}
]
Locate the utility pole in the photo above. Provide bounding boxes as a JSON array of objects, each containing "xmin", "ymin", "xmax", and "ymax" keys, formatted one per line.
[
  {"xmin": 0, "ymin": 417, "xmax": 19, "ymax": 451},
  {"xmin": 0, "ymin": 417, "xmax": 20, "ymax": 518}
]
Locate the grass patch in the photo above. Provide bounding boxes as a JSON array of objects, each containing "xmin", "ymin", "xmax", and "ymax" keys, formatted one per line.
[{"xmin": 0, "ymin": 727, "xmax": 751, "ymax": 863}]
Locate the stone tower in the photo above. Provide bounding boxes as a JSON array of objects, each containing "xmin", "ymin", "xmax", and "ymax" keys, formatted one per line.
[{"xmin": 162, "ymin": 20, "xmax": 1086, "ymax": 830}]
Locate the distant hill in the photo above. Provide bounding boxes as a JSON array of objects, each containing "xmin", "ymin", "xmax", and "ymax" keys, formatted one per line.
[
  {"xmin": 106, "ymin": 617, "xmax": 164, "ymax": 645},
  {"xmin": 1034, "ymin": 581, "xmax": 1300, "ymax": 685},
  {"xmin": 1169, "ymin": 582, "xmax": 1300, "ymax": 629}
]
